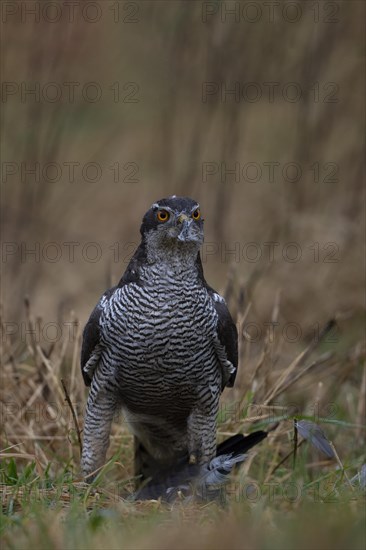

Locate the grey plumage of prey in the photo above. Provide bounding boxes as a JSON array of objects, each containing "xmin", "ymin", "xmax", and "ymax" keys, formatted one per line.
[{"xmin": 80, "ymin": 196, "xmax": 238, "ymax": 485}]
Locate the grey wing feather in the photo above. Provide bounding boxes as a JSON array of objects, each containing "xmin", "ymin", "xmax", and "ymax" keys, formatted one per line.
[
  {"xmin": 80, "ymin": 290, "xmax": 111, "ymax": 386},
  {"xmin": 195, "ymin": 253, "xmax": 238, "ymax": 388},
  {"xmin": 80, "ymin": 243, "xmax": 145, "ymax": 386},
  {"xmin": 211, "ymin": 293, "xmax": 238, "ymax": 388}
]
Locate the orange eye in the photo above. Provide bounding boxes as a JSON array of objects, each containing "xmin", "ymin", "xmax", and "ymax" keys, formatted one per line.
[
  {"xmin": 192, "ymin": 208, "xmax": 201, "ymax": 220},
  {"xmin": 157, "ymin": 209, "xmax": 170, "ymax": 222}
]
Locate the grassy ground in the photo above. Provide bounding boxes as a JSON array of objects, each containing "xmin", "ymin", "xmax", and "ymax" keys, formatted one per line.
[{"xmin": 1, "ymin": 295, "xmax": 365, "ymax": 550}]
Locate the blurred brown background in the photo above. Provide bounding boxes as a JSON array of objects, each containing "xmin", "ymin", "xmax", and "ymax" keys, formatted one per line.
[{"xmin": 1, "ymin": 1, "xmax": 364, "ymax": 342}]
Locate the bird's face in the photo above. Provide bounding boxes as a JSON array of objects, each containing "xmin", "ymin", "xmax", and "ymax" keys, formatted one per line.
[{"xmin": 141, "ymin": 196, "xmax": 204, "ymax": 261}]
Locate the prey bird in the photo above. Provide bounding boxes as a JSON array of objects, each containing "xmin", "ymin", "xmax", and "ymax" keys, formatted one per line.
[
  {"xmin": 134, "ymin": 431, "xmax": 268, "ymax": 503},
  {"xmin": 81, "ymin": 196, "xmax": 239, "ymax": 485}
]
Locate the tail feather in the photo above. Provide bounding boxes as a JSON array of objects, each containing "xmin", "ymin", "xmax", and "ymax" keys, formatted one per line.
[{"xmin": 216, "ymin": 431, "xmax": 267, "ymax": 457}]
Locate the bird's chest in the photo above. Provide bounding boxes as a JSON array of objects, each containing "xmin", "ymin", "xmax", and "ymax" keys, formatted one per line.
[{"xmin": 101, "ymin": 274, "xmax": 217, "ymax": 373}]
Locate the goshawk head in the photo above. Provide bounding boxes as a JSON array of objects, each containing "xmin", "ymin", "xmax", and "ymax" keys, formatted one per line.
[{"xmin": 140, "ymin": 196, "xmax": 204, "ymax": 263}]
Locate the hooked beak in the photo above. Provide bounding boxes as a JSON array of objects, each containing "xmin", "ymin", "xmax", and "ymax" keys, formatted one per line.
[{"xmin": 176, "ymin": 214, "xmax": 199, "ymax": 243}]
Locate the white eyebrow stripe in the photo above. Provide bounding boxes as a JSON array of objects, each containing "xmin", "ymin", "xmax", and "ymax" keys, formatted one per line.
[{"xmin": 151, "ymin": 201, "xmax": 200, "ymax": 213}]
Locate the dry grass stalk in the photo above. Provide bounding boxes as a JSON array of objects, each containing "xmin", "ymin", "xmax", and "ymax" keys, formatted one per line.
[{"xmin": 60, "ymin": 379, "xmax": 83, "ymax": 457}]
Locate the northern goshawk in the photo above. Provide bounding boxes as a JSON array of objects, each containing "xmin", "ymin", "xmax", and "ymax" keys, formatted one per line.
[{"xmin": 81, "ymin": 196, "xmax": 238, "ymax": 484}]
